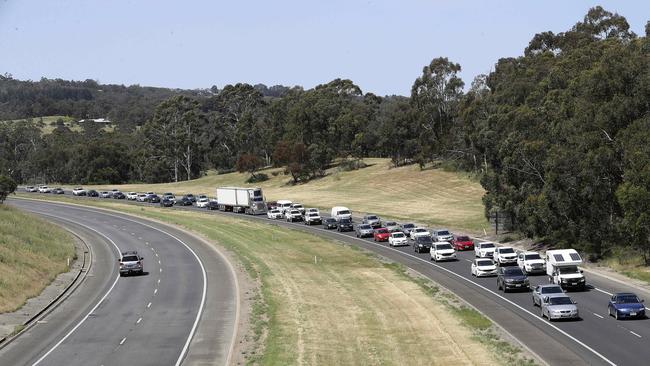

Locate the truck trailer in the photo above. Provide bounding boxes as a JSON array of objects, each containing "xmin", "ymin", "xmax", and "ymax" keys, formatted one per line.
[{"xmin": 216, "ymin": 187, "xmax": 267, "ymax": 215}]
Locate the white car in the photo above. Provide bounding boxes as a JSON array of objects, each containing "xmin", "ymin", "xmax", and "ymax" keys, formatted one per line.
[
  {"xmin": 161, "ymin": 192, "xmax": 176, "ymax": 203},
  {"xmin": 430, "ymin": 242, "xmax": 456, "ymax": 262},
  {"xmin": 495, "ymin": 247, "xmax": 517, "ymax": 266},
  {"xmin": 471, "ymin": 258, "xmax": 497, "ymax": 277},
  {"xmin": 38, "ymin": 185, "xmax": 51, "ymax": 193},
  {"xmin": 475, "ymin": 242, "xmax": 496, "ymax": 258},
  {"xmin": 291, "ymin": 203, "xmax": 306, "ymax": 215},
  {"xmin": 305, "ymin": 208, "xmax": 319, "ymax": 215},
  {"xmin": 25, "ymin": 186, "xmax": 37, "ymax": 192},
  {"xmin": 286, "ymin": 209, "xmax": 303, "ymax": 222},
  {"xmin": 72, "ymin": 187, "xmax": 86, "ymax": 196},
  {"xmin": 196, "ymin": 197, "xmax": 210, "ymax": 208},
  {"xmin": 432, "ymin": 229, "xmax": 453, "ymax": 242},
  {"xmin": 304, "ymin": 212, "xmax": 322, "ymax": 225},
  {"xmin": 410, "ymin": 227, "xmax": 430, "ymax": 240},
  {"xmin": 267, "ymin": 209, "xmax": 283, "ymax": 219},
  {"xmin": 99, "ymin": 191, "xmax": 111, "ymax": 198},
  {"xmin": 517, "ymin": 251, "xmax": 546, "ymax": 274},
  {"xmin": 136, "ymin": 193, "xmax": 148, "ymax": 202},
  {"xmin": 388, "ymin": 232, "xmax": 408, "ymax": 247},
  {"xmin": 127, "ymin": 192, "xmax": 138, "ymax": 200}
]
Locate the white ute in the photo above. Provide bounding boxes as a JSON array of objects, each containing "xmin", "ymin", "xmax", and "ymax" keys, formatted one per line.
[
  {"xmin": 267, "ymin": 209, "xmax": 283, "ymax": 219},
  {"xmin": 475, "ymin": 242, "xmax": 496, "ymax": 258},
  {"xmin": 388, "ymin": 232, "xmax": 408, "ymax": 247},
  {"xmin": 494, "ymin": 246, "xmax": 517, "ymax": 266},
  {"xmin": 517, "ymin": 251, "xmax": 546, "ymax": 274},
  {"xmin": 546, "ymin": 249, "xmax": 586, "ymax": 290},
  {"xmin": 331, "ymin": 206, "xmax": 352, "ymax": 221},
  {"xmin": 430, "ymin": 241, "xmax": 456, "ymax": 262},
  {"xmin": 471, "ymin": 258, "xmax": 497, "ymax": 277}
]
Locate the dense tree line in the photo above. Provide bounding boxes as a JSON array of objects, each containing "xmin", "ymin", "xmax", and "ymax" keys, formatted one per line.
[{"xmin": 2, "ymin": 7, "xmax": 650, "ymax": 259}]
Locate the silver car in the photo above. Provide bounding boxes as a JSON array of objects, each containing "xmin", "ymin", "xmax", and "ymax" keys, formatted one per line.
[
  {"xmin": 362, "ymin": 215, "xmax": 381, "ymax": 228},
  {"xmin": 432, "ymin": 229, "xmax": 453, "ymax": 242},
  {"xmin": 355, "ymin": 224, "xmax": 374, "ymax": 238},
  {"xmin": 384, "ymin": 221, "xmax": 401, "ymax": 233},
  {"xmin": 399, "ymin": 223, "xmax": 416, "ymax": 237},
  {"xmin": 532, "ymin": 284, "xmax": 565, "ymax": 307},
  {"xmin": 119, "ymin": 251, "xmax": 144, "ymax": 276},
  {"xmin": 540, "ymin": 294, "xmax": 579, "ymax": 321}
]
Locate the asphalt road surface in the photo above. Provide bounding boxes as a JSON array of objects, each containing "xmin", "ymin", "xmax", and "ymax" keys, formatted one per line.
[
  {"xmin": 15, "ymin": 192, "xmax": 650, "ymax": 366},
  {"xmin": 1, "ymin": 199, "xmax": 238, "ymax": 366}
]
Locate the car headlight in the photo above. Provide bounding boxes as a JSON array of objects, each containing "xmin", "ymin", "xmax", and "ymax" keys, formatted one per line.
[
  {"xmin": 505, "ymin": 279, "xmax": 514, "ymax": 283},
  {"xmin": 579, "ymin": 278, "xmax": 585, "ymax": 282},
  {"xmin": 561, "ymin": 278, "xmax": 567, "ymax": 283}
]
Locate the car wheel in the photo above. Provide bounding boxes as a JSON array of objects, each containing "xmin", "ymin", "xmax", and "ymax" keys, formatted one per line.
[
  {"xmin": 541, "ymin": 308, "xmax": 545, "ymax": 319},
  {"xmin": 533, "ymin": 297, "xmax": 537, "ymax": 307}
]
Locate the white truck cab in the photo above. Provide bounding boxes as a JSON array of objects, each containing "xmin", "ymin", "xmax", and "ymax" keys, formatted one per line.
[
  {"xmin": 331, "ymin": 206, "xmax": 352, "ymax": 221},
  {"xmin": 546, "ymin": 249, "xmax": 586, "ymax": 290}
]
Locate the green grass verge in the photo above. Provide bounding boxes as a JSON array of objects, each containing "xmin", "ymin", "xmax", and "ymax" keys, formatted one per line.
[
  {"xmin": 0, "ymin": 204, "xmax": 75, "ymax": 313},
  {"xmin": 16, "ymin": 195, "xmax": 536, "ymax": 365}
]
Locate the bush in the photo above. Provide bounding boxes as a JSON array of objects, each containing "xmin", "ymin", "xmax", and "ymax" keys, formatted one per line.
[
  {"xmin": 338, "ymin": 159, "xmax": 367, "ymax": 172},
  {"xmin": 0, "ymin": 175, "xmax": 17, "ymax": 203},
  {"xmin": 246, "ymin": 173, "xmax": 269, "ymax": 183}
]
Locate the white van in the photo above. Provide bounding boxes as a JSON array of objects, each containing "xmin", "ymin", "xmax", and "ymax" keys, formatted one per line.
[
  {"xmin": 276, "ymin": 200, "xmax": 293, "ymax": 214},
  {"xmin": 331, "ymin": 206, "xmax": 352, "ymax": 221}
]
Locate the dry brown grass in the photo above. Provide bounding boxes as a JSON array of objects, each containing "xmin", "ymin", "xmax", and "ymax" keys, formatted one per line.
[
  {"xmin": 0, "ymin": 205, "xmax": 75, "ymax": 313},
  {"xmin": 78, "ymin": 158, "xmax": 488, "ymax": 233}
]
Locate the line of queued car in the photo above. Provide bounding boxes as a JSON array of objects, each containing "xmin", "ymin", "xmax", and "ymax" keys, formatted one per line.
[{"xmin": 24, "ymin": 187, "xmax": 646, "ymax": 322}]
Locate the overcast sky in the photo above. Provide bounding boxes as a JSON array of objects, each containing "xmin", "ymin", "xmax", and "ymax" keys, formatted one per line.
[{"xmin": 0, "ymin": 1, "xmax": 648, "ymax": 96}]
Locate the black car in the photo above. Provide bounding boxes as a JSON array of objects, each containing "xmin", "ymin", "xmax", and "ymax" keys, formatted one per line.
[
  {"xmin": 497, "ymin": 266, "xmax": 530, "ymax": 293},
  {"xmin": 113, "ymin": 192, "xmax": 126, "ymax": 199},
  {"xmin": 413, "ymin": 235, "xmax": 433, "ymax": 253},
  {"xmin": 52, "ymin": 188, "xmax": 65, "ymax": 194},
  {"xmin": 148, "ymin": 194, "xmax": 161, "ymax": 203},
  {"xmin": 160, "ymin": 197, "xmax": 174, "ymax": 207},
  {"xmin": 337, "ymin": 218, "xmax": 354, "ymax": 232},
  {"xmin": 323, "ymin": 218, "xmax": 338, "ymax": 230},
  {"xmin": 87, "ymin": 189, "xmax": 99, "ymax": 197},
  {"xmin": 176, "ymin": 196, "xmax": 193, "ymax": 206},
  {"xmin": 207, "ymin": 201, "xmax": 219, "ymax": 210},
  {"xmin": 185, "ymin": 194, "xmax": 196, "ymax": 203}
]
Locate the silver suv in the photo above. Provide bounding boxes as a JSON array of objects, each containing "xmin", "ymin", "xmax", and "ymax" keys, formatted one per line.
[{"xmin": 119, "ymin": 251, "xmax": 144, "ymax": 276}]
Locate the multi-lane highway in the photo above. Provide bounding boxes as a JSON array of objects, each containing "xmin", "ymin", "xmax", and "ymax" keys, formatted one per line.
[
  {"xmin": 1, "ymin": 199, "xmax": 239, "ymax": 366},
  {"xmin": 12, "ymin": 193, "xmax": 650, "ymax": 366}
]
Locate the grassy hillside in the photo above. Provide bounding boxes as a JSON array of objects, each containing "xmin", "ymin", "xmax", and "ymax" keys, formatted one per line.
[
  {"xmin": 0, "ymin": 205, "xmax": 75, "ymax": 313},
  {"xmin": 20, "ymin": 196, "xmax": 535, "ymax": 365},
  {"xmin": 82, "ymin": 158, "xmax": 488, "ymax": 233}
]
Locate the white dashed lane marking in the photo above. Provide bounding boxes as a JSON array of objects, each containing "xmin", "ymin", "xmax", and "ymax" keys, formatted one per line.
[
  {"xmin": 147, "ymin": 302, "xmax": 152, "ymax": 309},
  {"xmin": 136, "ymin": 317, "xmax": 142, "ymax": 324},
  {"xmin": 631, "ymin": 331, "xmax": 642, "ymax": 338},
  {"xmin": 593, "ymin": 313, "xmax": 604, "ymax": 319},
  {"xmin": 119, "ymin": 337, "xmax": 126, "ymax": 345}
]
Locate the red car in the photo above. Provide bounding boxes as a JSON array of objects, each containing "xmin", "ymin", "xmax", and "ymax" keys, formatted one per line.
[
  {"xmin": 452, "ymin": 235, "xmax": 474, "ymax": 250},
  {"xmin": 373, "ymin": 228, "xmax": 391, "ymax": 242}
]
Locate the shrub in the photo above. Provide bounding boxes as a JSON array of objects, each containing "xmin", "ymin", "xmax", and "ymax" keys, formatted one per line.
[{"xmin": 246, "ymin": 173, "xmax": 269, "ymax": 183}]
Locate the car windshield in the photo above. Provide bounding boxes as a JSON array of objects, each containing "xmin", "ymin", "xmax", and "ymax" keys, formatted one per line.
[
  {"xmin": 415, "ymin": 228, "xmax": 426, "ymax": 233},
  {"xmin": 525, "ymin": 254, "xmax": 542, "ymax": 260},
  {"xmin": 549, "ymin": 297, "xmax": 573, "ymax": 305},
  {"xmin": 338, "ymin": 210, "xmax": 350, "ymax": 215},
  {"xmin": 367, "ymin": 216, "xmax": 378, "ymax": 220},
  {"xmin": 456, "ymin": 236, "xmax": 470, "ymax": 241},
  {"xmin": 290, "ymin": 210, "xmax": 299, "ymax": 214},
  {"xmin": 294, "ymin": 205, "xmax": 303, "ymax": 208},
  {"xmin": 358, "ymin": 225, "xmax": 371, "ymax": 229},
  {"xmin": 558, "ymin": 266, "xmax": 580, "ymax": 274},
  {"xmin": 617, "ymin": 295, "xmax": 641, "ymax": 304},
  {"xmin": 481, "ymin": 243, "xmax": 495, "ymax": 248},
  {"xmin": 122, "ymin": 256, "xmax": 139, "ymax": 262},
  {"xmin": 499, "ymin": 248, "xmax": 515, "ymax": 254},
  {"xmin": 438, "ymin": 230, "xmax": 450, "ymax": 236},
  {"xmin": 308, "ymin": 213, "xmax": 318, "ymax": 217},
  {"xmin": 541, "ymin": 286, "xmax": 563, "ymax": 294},
  {"xmin": 326, "ymin": 218, "xmax": 336, "ymax": 223},
  {"xmin": 504, "ymin": 268, "xmax": 524, "ymax": 276},
  {"xmin": 402, "ymin": 223, "xmax": 415, "ymax": 228},
  {"xmin": 199, "ymin": 198, "xmax": 208, "ymax": 201},
  {"xmin": 416, "ymin": 236, "xmax": 433, "ymax": 243},
  {"xmin": 340, "ymin": 219, "xmax": 352, "ymax": 224},
  {"xmin": 385, "ymin": 222, "xmax": 397, "ymax": 226},
  {"xmin": 477, "ymin": 260, "xmax": 493, "ymax": 266},
  {"xmin": 393, "ymin": 233, "xmax": 405, "ymax": 238},
  {"xmin": 436, "ymin": 244, "xmax": 453, "ymax": 250},
  {"xmin": 377, "ymin": 229, "xmax": 388, "ymax": 233}
]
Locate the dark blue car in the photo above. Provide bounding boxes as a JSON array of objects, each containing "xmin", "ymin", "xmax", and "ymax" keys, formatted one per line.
[{"xmin": 608, "ymin": 292, "xmax": 645, "ymax": 320}]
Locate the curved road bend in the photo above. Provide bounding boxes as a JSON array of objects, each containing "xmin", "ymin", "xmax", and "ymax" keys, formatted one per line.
[{"xmin": 1, "ymin": 199, "xmax": 238, "ymax": 366}]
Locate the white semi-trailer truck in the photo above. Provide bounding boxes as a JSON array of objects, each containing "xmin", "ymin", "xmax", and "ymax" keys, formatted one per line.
[{"xmin": 216, "ymin": 187, "xmax": 267, "ymax": 215}]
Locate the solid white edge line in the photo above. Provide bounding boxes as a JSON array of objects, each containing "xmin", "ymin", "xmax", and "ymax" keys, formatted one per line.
[
  {"xmin": 21, "ymin": 201, "xmax": 209, "ymax": 366},
  {"xmin": 314, "ymin": 225, "xmax": 618, "ymax": 366},
  {"xmin": 31, "ymin": 218, "xmax": 122, "ymax": 366}
]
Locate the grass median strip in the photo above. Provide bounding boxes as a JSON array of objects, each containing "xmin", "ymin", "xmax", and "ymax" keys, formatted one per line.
[
  {"xmin": 0, "ymin": 204, "xmax": 75, "ymax": 313},
  {"xmin": 17, "ymin": 196, "xmax": 535, "ymax": 365}
]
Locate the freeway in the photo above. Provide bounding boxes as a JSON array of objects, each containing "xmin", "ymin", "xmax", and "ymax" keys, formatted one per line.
[
  {"xmin": 1, "ymin": 199, "xmax": 239, "ymax": 366},
  {"xmin": 15, "ymin": 192, "xmax": 650, "ymax": 365}
]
